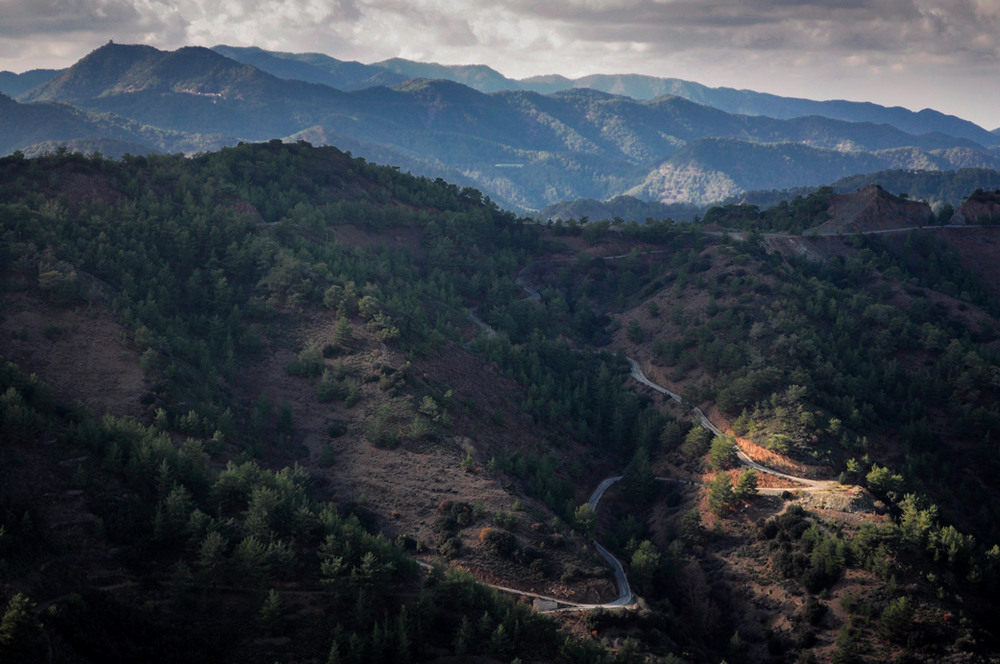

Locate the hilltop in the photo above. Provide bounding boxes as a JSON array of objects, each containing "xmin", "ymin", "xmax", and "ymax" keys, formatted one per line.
[{"xmin": 812, "ymin": 184, "xmax": 933, "ymax": 234}]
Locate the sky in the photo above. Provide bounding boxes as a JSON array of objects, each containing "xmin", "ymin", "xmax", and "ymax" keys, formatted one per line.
[{"xmin": 1, "ymin": 0, "xmax": 999, "ymax": 129}]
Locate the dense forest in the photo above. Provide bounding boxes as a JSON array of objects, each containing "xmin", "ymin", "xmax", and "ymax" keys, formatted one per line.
[{"xmin": 3, "ymin": 142, "xmax": 1000, "ymax": 662}]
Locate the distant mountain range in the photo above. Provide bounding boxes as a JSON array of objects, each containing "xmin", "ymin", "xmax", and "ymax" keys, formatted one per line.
[
  {"xmin": 0, "ymin": 68, "xmax": 61, "ymax": 97},
  {"xmin": 209, "ymin": 46, "xmax": 999, "ymax": 144},
  {"xmin": 1, "ymin": 42, "xmax": 998, "ymax": 210}
]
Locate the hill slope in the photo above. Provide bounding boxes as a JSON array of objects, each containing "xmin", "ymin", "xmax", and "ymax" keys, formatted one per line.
[
  {"xmin": 210, "ymin": 45, "xmax": 407, "ymax": 90},
  {"xmin": 4, "ymin": 143, "xmax": 1000, "ymax": 662},
  {"xmin": 628, "ymin": 138, "xmax": 1000, "ymax": 205},
  {"xmin": 0, "ymin": 92, "xmax": 216, "ymax": 156},
  {"xmin": 23, "ymin": 43, "xmax": 348, "ymax": 137},
  {"xmin": 519, "ymin": 73, "xmax": 999, "ymax": 147},
  {"xmin": 0, "ymin": 68, "xmax": 60, "ymax": 97}
]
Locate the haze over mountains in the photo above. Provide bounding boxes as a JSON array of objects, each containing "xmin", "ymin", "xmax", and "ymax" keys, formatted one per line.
[{"xmin": 2, "ymin": 42, "xmax": 999, "ymax": 211}]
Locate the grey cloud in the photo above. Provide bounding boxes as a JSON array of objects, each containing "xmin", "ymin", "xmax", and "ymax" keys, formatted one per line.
[
  {"xmin": 0, "ymin": 0, "xmax": 994, "ymax": 127},
  {"xmin": 0, "ymin": 0, "xmax": 179, "ymax": 37},
  {"xmin": 3, "ymin": 0, "xmax": 995, "ymax": 65},
  {"xmin": 510, "ymin": 0, "xmax": 997, "ymax": 56}
]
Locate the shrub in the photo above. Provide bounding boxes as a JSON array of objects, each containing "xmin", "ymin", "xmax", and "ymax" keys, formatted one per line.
[
  {"xmin": 479, "ymin": 528, "xmax": 519, "ymax": 560},
  {"xmin": 286, "ymin": 346, "xmax": 324, "ymax": 377},
  {"xmin": 878, "ymin": 596, "xmax": 914, "ymax": 642}
]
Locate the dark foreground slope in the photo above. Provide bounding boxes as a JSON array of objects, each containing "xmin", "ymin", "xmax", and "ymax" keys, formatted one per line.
[
  {"xmin": 3, "ymin": 144, "xmax": 1000, "ymax": 663},
  {"xmin": 0, "ymin": 143, "xmax": 641, "ymax": 664}
]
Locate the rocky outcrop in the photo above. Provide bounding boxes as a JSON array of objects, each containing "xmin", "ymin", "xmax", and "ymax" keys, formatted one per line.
[
  {"xmin": 812, "ymin": 184, "xmax": 932, "ymax": 233},
  {"xmin": 953, "ymin": 189, "xmax": 1000, "ymax": 225}
]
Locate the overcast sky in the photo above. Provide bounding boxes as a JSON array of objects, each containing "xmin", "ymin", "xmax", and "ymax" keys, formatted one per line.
[{"xmin": 2, "ymin": 0, "xmax": 999, "ymax": 129}]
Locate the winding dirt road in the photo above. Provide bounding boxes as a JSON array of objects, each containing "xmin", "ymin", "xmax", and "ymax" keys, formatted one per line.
[
  {"xmin": 464, "ymin": 262, "xmax": 847, "ymax": 611},
  {"xmin": 627, "ymin": 358, "xmax": 835, "ymax": 491}
]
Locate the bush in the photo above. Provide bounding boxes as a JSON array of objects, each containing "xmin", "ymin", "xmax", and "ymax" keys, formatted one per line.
[
  {"xmin": 317, "ymin": 445, "xmax": 336, "ymax": 467},
  {"xmin": 733, "ymin": 468, "xmax": 758, "ymax": 500},
  {"xmin": 316, "ymin": 369, "xmax": 346, "ymax": 402},
  {"xmin": 438, "ymin": 536, "xmax": 462, "ymax": 558},
  {"xmin": 286, "ymin": 346, "xmax": 324, "ymax": 377},
  {"xmin": 479, "ymin": 528, "xmax": 519, "ymax": 560}
]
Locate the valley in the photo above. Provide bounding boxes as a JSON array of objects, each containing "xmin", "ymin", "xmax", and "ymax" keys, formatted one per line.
[{"xmin": 3, "ymin": 141, "xmax": 1000, "ymax": 663}]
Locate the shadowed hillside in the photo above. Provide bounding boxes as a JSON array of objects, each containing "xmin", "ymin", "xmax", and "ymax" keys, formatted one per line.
[{"xmin": 3, "ymin": 142, "xmax": 1000, "ymax": 662}]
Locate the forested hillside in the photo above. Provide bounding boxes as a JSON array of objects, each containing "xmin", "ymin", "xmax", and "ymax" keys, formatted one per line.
[{"xmin": 2, "ymin": 142, "xmax": 1000, "ymax": 663}]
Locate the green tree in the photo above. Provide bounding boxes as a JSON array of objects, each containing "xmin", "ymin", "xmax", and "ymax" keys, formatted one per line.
[
  {"xmin": 660, "ymin": 421, "xmax": 686, "ymax": 450},
  {"xmin": 0, "ymin": 593, "xmax": 46, "ymax": 663},
  {"xmin": 622, "ymin": 446, "xmax": 656, "ymax": 504},
  {"xmin": 196, "ymin": 530, "xmax": 229, "ymax": 584},
  {"xmin": 866, "ymin": 463, "xmax": 904, "ymax": 499},
  {"xmin": 256, "ymin": 588, "xmax": 284, "ymax": 634},
  {"xmin": 878, "ymin": 596, "xmax": 914, "ymax": 642},
  {"xmin": 680, "ymin": 508, "xmax": 705, "ymax": 544},
  {"xmin": 453, "ymin": 615, "xmax": 474, "ymax": 656},
  {"xmin": 708, "ymin": 472, "xmax": 734, "ymax": 516},
  {"xmin": 708, "ymin": 436, "xmax": 739, "ymax": 470},
  {"xmin": 574, "ymin": 503, "xmax": 597, "ymax": 536},
  {"xmin": 831, "ymin": 626, "xmax": 860, "ymax": 664},
  {"xmin": 682, "ymin": 425, "xmax": 713, "ymax": 458},
  {"xmin": 626, "ymin": 319, "xmax": 644, "ymax": 343},
  {"xmin": 630, "ymin": 540, "xmax": 661, "ymax": 593},
  {"xmin": 333, "ymin": 318, "xmax": 353, "ymax": 347},
  {"xmin": 898, "ymin": 493, "xmax": 937, "ymax": 548},
  {"xmin": 733, "ymin": 468, "xmax": 758, "ymax": 501}
]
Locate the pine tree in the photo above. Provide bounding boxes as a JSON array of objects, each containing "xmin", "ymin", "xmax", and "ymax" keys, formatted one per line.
[
  {"xmin": 708, "ymin": 436, "xmax": 739, "ymax": 470},
  {"xmin": 623, "ymin": 446, "xmax": 657, "ymax": 504},
  {"xmin": 879, "ymin": 596, "xmax": 914, "ymax": 642},
  {"xmin": 0, "ymin": 593, "xmax": 46, "ymax": 663},
  {"xmin": 256, "ymin": 588, "xmax": 283, "ymax": 634},
  {"xmin": 708, "ymin": 472, "xmax": 734, "ymax": 516},
  {"xmin": 453, "ymin": 615, "xmax": 473, "ymax": 656},
  {"xmin": 573, "ymin": 503, "xmax": 597, "ymax": 536},
  {"xmin": 733, "ymin": 468, "xmax": 759, "ymax": 501}
]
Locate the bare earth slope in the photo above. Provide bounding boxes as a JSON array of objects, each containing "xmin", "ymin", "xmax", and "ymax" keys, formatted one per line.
[{"xmin": 0, "ymin": 291, "xmax": 148, "ymax": 418}]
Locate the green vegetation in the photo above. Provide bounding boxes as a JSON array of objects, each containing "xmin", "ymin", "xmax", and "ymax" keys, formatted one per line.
[
  {"xmin": 3, "ymin": 141, "xmax": 1000, "ymax": 663},
  {"xmin": 0, "ymin": 144, "xmax": 637, "ymax": 663},
  {"xmin": 0, "ymin": 336, "xmax": 622, "ymax": 663},
  {"xmin": 701, "ymin": 187, "xmax": 834, "ymax": 233}
]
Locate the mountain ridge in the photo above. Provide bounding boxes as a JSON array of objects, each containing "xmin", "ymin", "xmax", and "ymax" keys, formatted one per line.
[
  {"xmin": 206, "ymin": 45, "xmax": 996, "ymax": 145},
  {"xmin": 5, "ymin": 42, "xmax": 999, "ymax": 211},
  {"xmin": 210, "ymin": 44, "xmax": 407, "ymax": 90}
]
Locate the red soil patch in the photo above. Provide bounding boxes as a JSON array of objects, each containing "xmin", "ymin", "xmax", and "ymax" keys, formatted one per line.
[{"xmin": 0, "ymin": 290, "xmax": 148, "ymax": 418}]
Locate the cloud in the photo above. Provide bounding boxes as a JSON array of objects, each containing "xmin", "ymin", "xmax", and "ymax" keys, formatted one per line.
[
  {"xmin": 500, "ymin": 0, "xmax": 1000, "ymax": 66},
  {"xmin": 2, "ymin": 0, "xmax": 998, "ymax": 68},
  {"xmin": 0, "ymin": 0, "xmax": 996, "ymax": 126},
  {"xmin": 0, "ymin": 0, "xmax": 183, "ymax": 38}
]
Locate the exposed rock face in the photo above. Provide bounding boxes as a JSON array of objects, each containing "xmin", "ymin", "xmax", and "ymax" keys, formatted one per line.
[
  {"xmin": 813, "ymin": 184, "xmax": 932, "ymax": 233},
  {"xmin": 954, "ymin": 189, "xmax": 1000, "ymax": 224}
]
